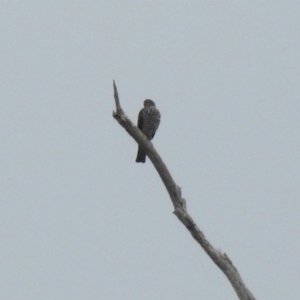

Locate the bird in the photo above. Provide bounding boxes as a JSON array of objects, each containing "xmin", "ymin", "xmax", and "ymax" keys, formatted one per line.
[{"xmin": 136, "ymin": 99, "xmax": 161, "ymax": 163}]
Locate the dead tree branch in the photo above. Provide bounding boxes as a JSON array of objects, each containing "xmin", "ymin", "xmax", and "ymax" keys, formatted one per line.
[{"xmin": 112, "ymin": 81, "xmax": 257, "ymax": 300}]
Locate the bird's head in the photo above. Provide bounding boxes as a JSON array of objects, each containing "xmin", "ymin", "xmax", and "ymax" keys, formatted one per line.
[{"xmin": 144, "ymin": 99, "xmax": 156, "ymax": 107}]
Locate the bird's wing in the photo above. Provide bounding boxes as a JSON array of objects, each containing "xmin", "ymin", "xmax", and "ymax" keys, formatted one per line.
[{"xmin": 137, "ymin": 109, "xmax": 143, "ymax": 130}]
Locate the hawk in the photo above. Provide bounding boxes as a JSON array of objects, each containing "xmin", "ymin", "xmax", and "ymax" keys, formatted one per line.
[{"xmin": 136, "ymin": 99, "xmax": 161, "ymax": 163}]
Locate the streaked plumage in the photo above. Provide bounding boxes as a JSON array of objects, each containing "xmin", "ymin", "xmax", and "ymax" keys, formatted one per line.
[{"xmin": 136, "ymin": 99, "xmax": 161, "ymax": 163}]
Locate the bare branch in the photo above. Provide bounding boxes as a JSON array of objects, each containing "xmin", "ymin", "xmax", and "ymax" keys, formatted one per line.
[
  {"xmin": 112, "ymin": 81, "xmax": 257, "ymax": 300},
  {"xmin": 113, "ymin": 80, "xmax": 122, "ymax": 114}
]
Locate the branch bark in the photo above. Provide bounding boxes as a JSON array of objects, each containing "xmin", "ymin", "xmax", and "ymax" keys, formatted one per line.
[{"xmin": 112, "ymin": 81, "xmax": 257, "ymax": 300}]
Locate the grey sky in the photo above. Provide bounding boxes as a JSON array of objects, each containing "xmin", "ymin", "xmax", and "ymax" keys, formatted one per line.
[{"xmin": 1, "ymin": 1, "xmax": 300, "ymax": 299}]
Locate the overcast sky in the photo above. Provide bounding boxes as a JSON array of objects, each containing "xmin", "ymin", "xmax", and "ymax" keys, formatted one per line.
[{"xmin": 1, "ymin": 1, "xmax": 300, "ymax": 299}]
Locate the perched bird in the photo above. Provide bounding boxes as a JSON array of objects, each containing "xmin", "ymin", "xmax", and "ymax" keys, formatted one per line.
[{"xmin": 136, "ymin": 99, "xmax": 161, "ymax": 163}]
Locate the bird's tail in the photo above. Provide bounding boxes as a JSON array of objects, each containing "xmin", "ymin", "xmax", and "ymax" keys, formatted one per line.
[{"xmin": 135, "ymin": 147, "xmax": 146, "ymax": 163}]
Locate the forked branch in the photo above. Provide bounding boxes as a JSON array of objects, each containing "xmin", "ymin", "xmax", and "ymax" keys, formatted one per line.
[{"xmin": 112, "ymin": 81, "xmax": 256, "ymax": 300}]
